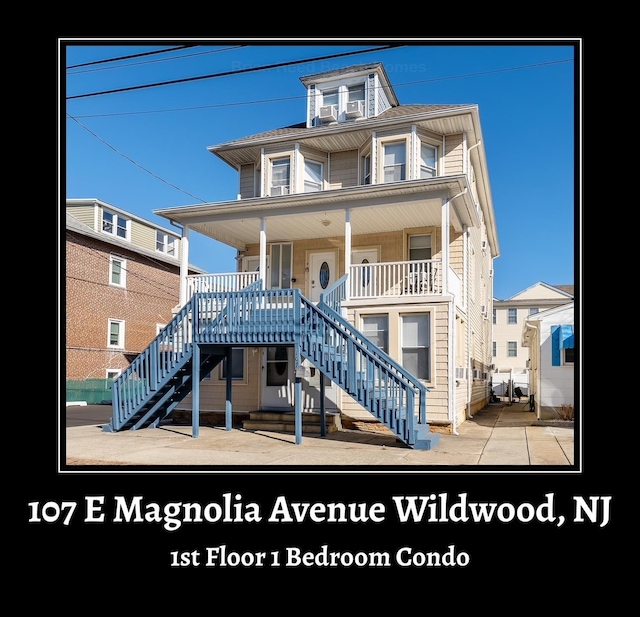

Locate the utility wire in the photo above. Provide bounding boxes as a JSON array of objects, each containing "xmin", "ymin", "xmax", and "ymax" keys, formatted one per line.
[
  {"xmin": 67, "ymin": 45, "xmax": 403, "ymax": 100},
  {"xmin": 67, "ymin": 45, "xmax": 249, "ymax": 75},
  {"xmin": 69, "ymin": 58, "xmax": 573, "ymax": 120},
  {"xmin": 66, "ymin": 45, "xmax": 199, "ymax": 69},
  {"xmin": 66, "ymin": 113, "xmax": 209, "ymax": 203}
]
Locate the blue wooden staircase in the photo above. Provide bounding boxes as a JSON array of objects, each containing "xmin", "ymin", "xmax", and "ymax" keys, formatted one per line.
[{"xmin": 104, "ymin": 279, "xmax": 439, "ymax": 449}]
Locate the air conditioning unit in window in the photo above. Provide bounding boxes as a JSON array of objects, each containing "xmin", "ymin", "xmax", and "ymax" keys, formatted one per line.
[
  {"xmin": 481, "ymin": 305, "xmax": 487, "ymax": 316},
  {"xmin": 319, "ymin": 105, "xmax": 337, "ymax": 122},
  {"xmin": 346, "ymin": 100, "xmax": 364, "ymax": 118},
  {"xmin": 270, "ymin": 186, "xmax": 290, "ymax": 196}
]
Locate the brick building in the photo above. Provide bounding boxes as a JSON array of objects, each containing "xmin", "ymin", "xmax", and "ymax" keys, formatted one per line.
[{"xmin": 65, "ymin": 199, "xmax": 204, "ymax": 381}]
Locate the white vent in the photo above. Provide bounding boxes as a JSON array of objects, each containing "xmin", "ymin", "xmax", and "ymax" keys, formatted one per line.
[
  {"xmin": 270, "ymin": 186, "xmax": 290, "ymax": 196},
  {"xmin": 481, "ymin": 304, "xmax": 487, "ymax": 316},
  {"xmin": 346, "ymin": 100, "xmax": 364, "ymax": 118},
  {"xmin": 489, "ymin": 268, "xmax": 494, "ymax": 278},
  {"xmin": 481, "ymin": 240, "xmax": 487, "ymax": 251},
  {"xmin": 319, "ymin": 105, "xmax": 337, "ymax": 122}
]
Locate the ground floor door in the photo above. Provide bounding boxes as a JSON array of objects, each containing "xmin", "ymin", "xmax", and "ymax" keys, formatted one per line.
[
  {"xmin": 261, "ymin": 346, "xmax": 294, "ymax": 410},
  {"xmin": 260, "ymin": 346, "xmax": 339, "ymax": 412}
]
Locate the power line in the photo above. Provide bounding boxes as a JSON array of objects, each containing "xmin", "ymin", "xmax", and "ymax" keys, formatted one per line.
[
  {"xmin": 67, "ymin": 45, "xmax": 249, "ymax": 75},
  {"xmin": 67, "ymin": 45, "xmax": 404, "ymax": 100},
  {"xmin": 69, "ymin": 58, "xmax": 573, "ymax": 120},
  {"xmin": 66, "ymin": 114, "xmax": 209, "ymax": 203},
  {"xmin": 66, "ymin": 45, "xmax": 199, "ymax": 69}
]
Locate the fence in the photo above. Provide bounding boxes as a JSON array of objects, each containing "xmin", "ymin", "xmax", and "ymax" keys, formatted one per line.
[{"xmin": 66, "ymin": 379, "xmax": 114, "ymax": 404}]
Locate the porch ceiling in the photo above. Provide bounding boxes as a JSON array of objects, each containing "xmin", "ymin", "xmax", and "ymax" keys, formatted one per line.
[{"xmin": 155, "ymin": 177, "xmax": 475, "ymax": 251}]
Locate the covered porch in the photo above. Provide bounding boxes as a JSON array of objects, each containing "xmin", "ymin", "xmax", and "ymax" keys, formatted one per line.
[{"xmin": 154, "ymin": 177, "xmax": 477, "ymax": 308}]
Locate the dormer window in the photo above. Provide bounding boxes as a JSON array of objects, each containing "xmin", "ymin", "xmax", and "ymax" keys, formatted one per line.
[
  {"xmin": 102, "ymin": 209, "xmax": 129, "ymax": 240},
  {"xmin": 323, "ymin": 89, "xmax": 339, "ymax": 108},
  {"xmin": 270, "ymin": 157, "xmax": 290, "ymax": 196},
  {"xmin": 319, "ymin": 89, "xmax": 339, "ymax": 123},
  {"xmin": 156, "ymin": 231, "xmax": 176, "ymax": 256},
  {"xmin": 304, "ymin": 160, "xmax": 323, "ymax": 192},
  {"xmin": 362, "ymin": 153, "xmax": 371, "ymax": 185},
  {"xmin": 420, "ymin": 144, "xmax": 437, "ymax": 179},
  {"xmin": 383, "ymin": 141, "xmax": 406, "ymax": 182},
  {"xmin": 346, "ymin": 84, "xmax": 365, "ymax": 118}
]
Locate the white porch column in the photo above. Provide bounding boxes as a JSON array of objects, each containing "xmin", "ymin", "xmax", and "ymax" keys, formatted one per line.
[
  {"xmin": 259, "ymin": 218, "xmax": 267, "ymax": 290},
  {"xmin": 179, "ymin": 226, "xmax": 190, "ymax": 307},
  {"xmin": 344, "ymin": 209, "xmax": 351, "ymax": 300},
  {"xmin": 441, "ymin": 198, "xmax": 450, "ymax": 294}
]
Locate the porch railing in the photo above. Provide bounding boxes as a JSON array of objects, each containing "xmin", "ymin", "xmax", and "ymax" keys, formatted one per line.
[
  {"xmin": 349, "ymin": 259, "xmax": 441, "ymax": 299},
  {"xmin": 187, "ymin": 271, "xmax": 259, "ymax": 297}
]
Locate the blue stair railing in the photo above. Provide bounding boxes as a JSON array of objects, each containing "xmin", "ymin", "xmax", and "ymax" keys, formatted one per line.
[{"xmin": 104, "ymin": 278, "xmax": 438, "ymax": 449}]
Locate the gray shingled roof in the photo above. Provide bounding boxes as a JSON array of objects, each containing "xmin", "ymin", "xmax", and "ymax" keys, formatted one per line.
[{"xmin": 215, "ymin": 104, "xmax": 470, "ymax": 147}]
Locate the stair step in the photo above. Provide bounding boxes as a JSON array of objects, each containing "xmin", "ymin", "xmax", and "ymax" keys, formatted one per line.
[{"xmin": 243, "ymin": 411, "xmax": 341, "ymax": 435}]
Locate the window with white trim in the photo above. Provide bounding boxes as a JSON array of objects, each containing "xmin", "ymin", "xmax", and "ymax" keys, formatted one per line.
[
  {"xmin": 508, "ymin": 308, "xmax": 517, "ymax": 324},
  {"xmin": 156, "ymin": 231, "xmax": 176, "ymax": 256},
  {"xmin": 108, "ymin": 319, "xmax": 125, "ymax": 348},
  {"xmin": 102, "ymin": 209, "xmax": 129, "ymax": 240},
  {"xmin": 408, "ymin": 234, "xmax": 432, "ymax": 261},
  {"xmin": 401, "ymin": 313, "xmax": 430, "ymax": 380},
  {"xmin": 109, "ymin": 255, "xmax": 126, "ymax": 287},
  {"xmin": 420, "ymin": 143, "xmax": 437, "ymax": 178},
  {"xmin": 507, "ymin": 341, "xmax": 517, "ymax": 357},
  {"xmin": 529, "ymin": 307, "xmax": 539, "ymax": 316},
  {"xmin": 492, "ymin": 341, "xmax": 497, "ymax": 357},
  {"xmin": 362, "ymin": 152, "xmax": 371, "ymax": 185},
  {"xmin": 347, "ymin": 83, "xmax": 365, "ymax": 104},
  {"xmin": 323, "ymin": 89, "xmax": 339, "ymax": 108},
  {"xmin": 492, "ymin": 308, "xmax": 497, "ymax": 324},
  {"xmin": 304, "ymin": 160, "xmax": 323, "ymax": 192},
  {"xmin": 361, "ymin": 314, "xmax": 388, "ymax": 353},
  {"xmin": 383, "ymin": 141, "xmax": 406, "ymax": 182},
  {"xmin": 106, "ymin": 369, "xmax": 120, "ymax": 380},
  {"xmin": 270, "ymin": 157, "xmax": 290, "ymax": 196}
]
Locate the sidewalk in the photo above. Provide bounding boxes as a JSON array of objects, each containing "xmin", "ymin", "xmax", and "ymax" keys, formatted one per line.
[{"xmin": 63, "ymin": 401, "xmax": 574, "ymax": 469}]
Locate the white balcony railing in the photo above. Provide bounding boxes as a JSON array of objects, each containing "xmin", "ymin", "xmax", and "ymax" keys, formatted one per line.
[
  {"xmin": 186, "ymin": 272, "xmax": 259, "ymax": 298},
  {"xmin": 349, "ymin": 260, "xmax": 442, "ymax": 299}
]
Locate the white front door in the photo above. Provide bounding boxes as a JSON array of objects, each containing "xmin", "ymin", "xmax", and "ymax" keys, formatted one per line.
[
  {"xmin": 261, "ymin": 346, "xmax": 294, "ymax": 410},
  {"xmin": 309, "ymin": 251, "xmax": 337, "ymax": 303}
]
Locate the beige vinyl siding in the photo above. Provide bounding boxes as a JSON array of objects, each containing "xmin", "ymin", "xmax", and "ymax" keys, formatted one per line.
[
  {"xmin": 239, "ymin": 164, "xmax": 256, "ymax": 199},
  {"xmin": 444, "ymin": 134, "xmax": 464, "ymax": 175},
  {"xmin": 130, "ymin": 220, "xmax": 156, "ymax": 253},
  {"xmin": 340, "ymin": 303, "xmax": 451, "ymax": 425},
  {"xmin": 449, "ymin": 230, "xmax": 465, "ymax": 283},
  {"xmin": 66, "ymin": 205, "xmax": 96, "ymax": 229},
  {"xmin": 328, "ymin": 150, "xmax": 358, "ymax": 189}
]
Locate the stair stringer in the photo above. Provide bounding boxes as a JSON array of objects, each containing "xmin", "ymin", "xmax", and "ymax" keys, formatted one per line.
[
  {"xmin": 105, "ymin": 295, "xmax": 229, "ymax": 432},
  {"xmin": 298, "ymin": 297, "xmax": 439, "ymax": 450}
]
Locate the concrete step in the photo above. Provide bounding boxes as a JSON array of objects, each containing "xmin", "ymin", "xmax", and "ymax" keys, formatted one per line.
[{"xmin": 243, "ymin": 411, "xmax": 341, "ymax": 434}]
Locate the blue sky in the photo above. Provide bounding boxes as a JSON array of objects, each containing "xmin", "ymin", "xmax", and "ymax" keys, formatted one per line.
[{"xmin": 62, "ymin": 38, "xmax": 579, "ymax": 300}]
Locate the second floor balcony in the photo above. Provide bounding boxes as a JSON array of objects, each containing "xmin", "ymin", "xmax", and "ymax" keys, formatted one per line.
[{"xmin": 186, "ymin": 258, "xmax": 447, "ymax": 305}]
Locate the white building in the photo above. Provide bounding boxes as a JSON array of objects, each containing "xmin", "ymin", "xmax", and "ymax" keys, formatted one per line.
[{"xmin": 522, "ymin": 302, "xmax": 575, "ymax": 420}]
